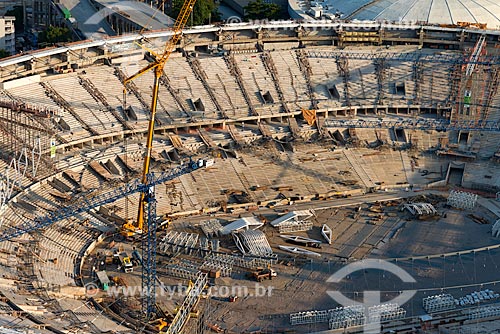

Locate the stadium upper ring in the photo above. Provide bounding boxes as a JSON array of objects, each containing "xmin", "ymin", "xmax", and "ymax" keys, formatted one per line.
[{"xmin": 288, "ymin": 0, "xmax": 500, "ymax": 30}]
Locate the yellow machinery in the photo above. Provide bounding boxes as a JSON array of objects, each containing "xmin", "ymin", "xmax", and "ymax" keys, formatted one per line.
[
  {"xmin": 149, "ymin": 318, "xmax": 169, "ymax": 331},
  {"xmin": 301, "ymin": 108, "xmax": 317, "ymax": 126},
  {"xmin": 120, "ymin": 0, "xmax": 198, "ymax": 237}
]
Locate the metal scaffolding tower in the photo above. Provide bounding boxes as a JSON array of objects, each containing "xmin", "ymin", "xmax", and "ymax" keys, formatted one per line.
[{"xmin": 142, "ymin": 178, "xmax": 157, "ymax": 318}]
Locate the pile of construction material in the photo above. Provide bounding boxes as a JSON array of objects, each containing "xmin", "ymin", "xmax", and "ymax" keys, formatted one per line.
[
  {"xmin": 457, "ymin": 289, "xmax": 499, "ymax": 306},
  {"xmin": 199, "ymin": 219, "xmax": 223, "ymax": 238},
  {"xmin": 402, "ymin": 203, "xmax": 438, "ymax": 217},
  {"xmin": 466, "ymin": 305, "xmax": 500, "ymax": 320},
  {"xmin": 447, "ymin": 190, "xmax": 478, "ymax": 210},
  {"xmin": 158, "ymin": 231, "xmax": 199, "ymax": 255},
  {"xmin": 233, "ymin": 230, "xmax": 273, "ymax": 256},
  {"xmin": 423, "ymin": 294, "xmax": 456, "ymax": 313},
  {"xmin": 270, "ymin": 210, "xmax": 314, "ymax": 233}
]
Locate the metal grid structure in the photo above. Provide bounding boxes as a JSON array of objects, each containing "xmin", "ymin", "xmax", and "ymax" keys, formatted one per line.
[
  {"xmin": 290, "ymin": 310, "xmax": 331, "ymax": 325},
  {"xmin": 200, "ymin": 256, "xmax": 233, "ymax": 277},
  {"xmin": 403, "ymin": 203, "xmax": 438, "ymax": 216},
  {"xmin": 203, "ymin": 252, "xmax": 277, "ymax": 269},
  {"xmin": 199, "ymin": 219, "xmax": 223, "ymax": 238},
  {"xmin": 166, "ymin": 263, "xmax": 201, "ymax": 280},
  {"xmin": 447, "ymin": 190, "xmax": 478, "ymax": 210},
  {"xmin": 368, "ymin": 303, "xmax": 406, "ymax": 323},
  {"xmin": 141, "ymin": 181, "xmax": 157, "ymax": 318},
  {"xmin": 158, "ymin": 231, "xmax": 200, "ymax": 255},
  {"xmin": 329, "ymin": 306, "xmax": 366, "ymax": 330},
  {"xmin": 233, "ymin": 230, "xmax": 273, "ymax": 256},
  {"xmin": 423, "ymin": 294, "xmax": 456, "ymax": 313},
  {"xmin": 277, "ymin": 221, "xmax": 313, "ymax": 233},
  {"xmin": 467, "ymin": 305, "xmax": 500, "ymax": 320},
  {"xmin": 165, "ymin": 272, "xmax": 208, "ymax": 334}
]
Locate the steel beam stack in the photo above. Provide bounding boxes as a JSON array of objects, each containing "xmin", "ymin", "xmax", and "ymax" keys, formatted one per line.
[
  {"xmin": 423, "ymin": 294, "xmax": 456, "ymax": 313},
  {"xmin": 278, "ymin": 221, "xmax": 313, "ymax": 233},
  {"xmin": 158, "ymin": 231, "xmax": 199, "ymax": 255}
]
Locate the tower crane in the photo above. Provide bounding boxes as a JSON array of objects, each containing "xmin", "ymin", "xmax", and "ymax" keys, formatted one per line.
[
  {"xmin": 117, "ymin": 0, "xmax": 199, "ymax": 321},
  {"xmin": 121, "ymin": 0, "xmax": 198, "ymax": 237}
]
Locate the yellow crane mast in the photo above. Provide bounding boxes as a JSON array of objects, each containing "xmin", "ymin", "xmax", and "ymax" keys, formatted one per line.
[{"xmin": 121, "ymin": 0, "xmax": 198, "ymax": 235}]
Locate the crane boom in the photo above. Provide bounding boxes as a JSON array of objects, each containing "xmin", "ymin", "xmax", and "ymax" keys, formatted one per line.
[
  {"xmin": 122, "ymin": 0, "xmax": 198, "ymax": 233},
  {"xmin": 0, "ymin": 162, "xmax": 201, "ymax": 242}
]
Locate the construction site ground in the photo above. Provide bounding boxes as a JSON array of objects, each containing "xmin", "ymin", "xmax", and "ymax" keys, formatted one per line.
[{"xmin": 82, "ymin": 191, "xmax": 500, "ymax": 333}]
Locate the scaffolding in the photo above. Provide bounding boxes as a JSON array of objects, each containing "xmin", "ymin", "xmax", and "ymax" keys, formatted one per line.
[
  {"xmin": 447, "ymin": 190, "xmax": 478, "ymax": 210},
  {"xmin": 158, "ymin": 231, "xmax": 199, "ymax": 255},
  {"xmin": 199, "ymin": 219, "xmax": 223, "ymax": 238},
  {"xmin": 278, "ymin": 221, "xmax": 313, "ymax": 233},
  {"xmin": 423, "ymin": 294, "xmax": 456, "ymax": 313},
  {"xmin": 232, "ymin": 229, "xmax": 273, "ymax": 256},
  {"xmin": 290, "ymin": 310, "xmax": 331, "ymax": 325},
  {"xmin": 329, "ymin": 306, "xmax": 366, "ymax": 330},
  {"xmin": 165, "ymin": 272, "xmax": 208, "ymax": 334},
  {"xmin": 467, "ymin": 305, "xmax": 500, "ymax": 320},
  {"xmin": 368, "ymin": 303, "xmax": 406, "ymax": 323}
]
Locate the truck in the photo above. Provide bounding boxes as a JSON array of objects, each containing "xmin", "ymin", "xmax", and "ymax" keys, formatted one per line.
[
  {"xmin": 118, "ymin": 252, "xmax": 133, "ymax": 273},
  {"xmin": 248, "ymin": 268, "xmax": 277, "ymax": 282}
]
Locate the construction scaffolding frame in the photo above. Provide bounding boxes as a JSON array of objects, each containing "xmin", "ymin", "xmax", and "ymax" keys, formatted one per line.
[
  {"xmin": 165, "ymin": 272, "xmax": 208, "ymax": 334},
  {"xmin": 423, "ymin": 294, "xmax": 456, "ymax": 313},
  {"xmin": 447, "ymin": 190, "xmax": 478, "ymax": 210}
]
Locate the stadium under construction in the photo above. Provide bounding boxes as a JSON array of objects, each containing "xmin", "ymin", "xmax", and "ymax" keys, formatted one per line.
[{"xmin": 1, "ymin": 16, "xmax": 500, "ymax": 334}]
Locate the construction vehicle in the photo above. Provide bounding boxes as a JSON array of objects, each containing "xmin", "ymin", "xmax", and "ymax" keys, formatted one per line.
[
  {"xmin": 248, "ymin": 268, "xmax": 277, "ymax": 282},
  {"xmin": 118, "ymin": 252, "xmax": 133, "ymax": 273},
  {"xmin": 149, "ymin": 318, "xmax": 169, "ymax": 331}
]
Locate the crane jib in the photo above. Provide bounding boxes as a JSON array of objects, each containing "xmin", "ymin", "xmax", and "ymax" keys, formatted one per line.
[{"xmin": 0, "ymin": 164, "xmax": 196, "ymax": 242}]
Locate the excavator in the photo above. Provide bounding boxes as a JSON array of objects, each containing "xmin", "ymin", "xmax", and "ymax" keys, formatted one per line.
[{"xmin": 119, "ymin": 0, "xmax": 198, "ymax": 240}]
